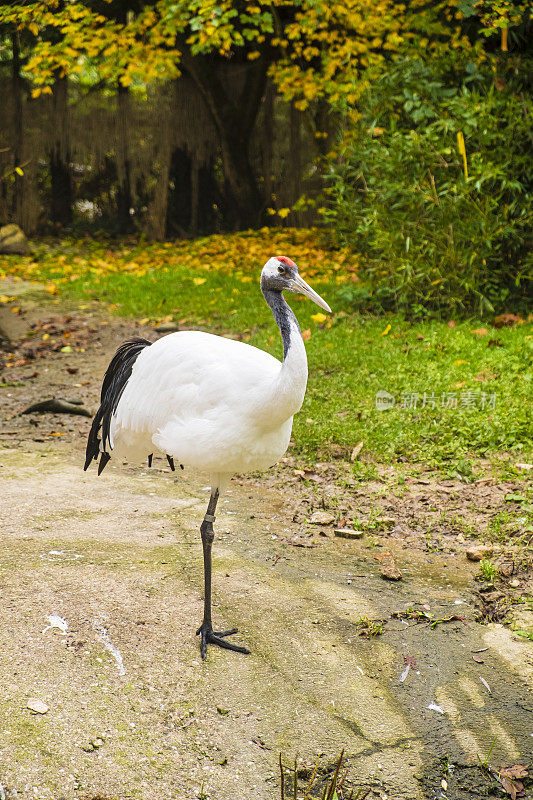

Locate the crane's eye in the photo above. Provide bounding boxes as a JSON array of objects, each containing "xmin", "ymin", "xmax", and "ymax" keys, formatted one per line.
[{"xmin": 277, "ymin": 265, "xmax": 285, "ymax": 274}]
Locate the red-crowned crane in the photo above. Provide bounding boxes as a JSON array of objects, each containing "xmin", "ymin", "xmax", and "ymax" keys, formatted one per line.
[{"xmin": 84, "ymin": 256, "xmax": 331, "ymax": 658}]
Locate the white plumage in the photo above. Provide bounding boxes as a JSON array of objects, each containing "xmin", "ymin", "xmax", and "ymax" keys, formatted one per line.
[
  {"xmin": 85, "ymin": 256, "xmax": 331, "ymax": 658},
  {"xmin": 110, "ymin": 327, "xmax": 304, "ymax": 484}
]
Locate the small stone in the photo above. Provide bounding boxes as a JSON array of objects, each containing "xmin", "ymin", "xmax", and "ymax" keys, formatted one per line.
[
  {"xmin": 81, "ymin": 736, "xmax": 105, "ymax": 752},
  {"xmin": 481, "ymin": 589, "xmax": 504, "ymax": 602},
  {"xmin": 0, "ymin": 223, "xmax": 30, "ymax": 255},
  {"xmin": 334, "ymin": 528, "xmax": 363, "ymax": 539},
  {"xmin": 466, "ymin": 545, "xmax": 493, "ymax": 562},
  {"xmin": 309, "ymin": 511, "xmax": 335, "ymax": 525},
  {"xmin": 380, "ymin": 559, "xmax": 402, "ymax": 581},
  {"xmin": 27, "ymin": 698, "xmax": 48, "ymax": 714},
  {"xmin": 509, "ymin": 579, "xmax": 520, "ymax": 588}
]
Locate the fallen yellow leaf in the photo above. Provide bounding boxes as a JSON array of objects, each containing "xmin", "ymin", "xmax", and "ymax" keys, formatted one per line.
[
  {"xmin": 193, "ymin": 277, "xmax": 206, "ymax": 286},
  {"xmin": 311, "ymin": 312, "xmax": 327, "ymax": 323},
  {"xmin": 381, "ymin": 323, "xmax": 391, "ymax": 336},
  {"xmin": 454, "ymin": 359, "xmax": 467, "ymax": 365},
  {"xmin": 350, "ymin": 441, "xmax": 364, "ymax": 461},
  {"xmin": 45, "ymin": 283, "xmax": 58, "ymax": 295}
]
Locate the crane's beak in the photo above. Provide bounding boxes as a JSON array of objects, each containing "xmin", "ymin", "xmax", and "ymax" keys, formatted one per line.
[{"xmin": 289, "ymin": 274, "xmax": 332, "ymax": 313}]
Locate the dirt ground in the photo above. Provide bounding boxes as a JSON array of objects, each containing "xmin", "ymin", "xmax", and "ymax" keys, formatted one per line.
[{"xmin": 1, "ymin": 279, "xmax": 532, "ymax": 800}]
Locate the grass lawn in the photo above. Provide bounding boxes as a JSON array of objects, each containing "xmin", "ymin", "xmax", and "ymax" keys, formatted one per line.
[{"xmin": 1, "ymin": 229, "xmax": 532, "ymax": 479}]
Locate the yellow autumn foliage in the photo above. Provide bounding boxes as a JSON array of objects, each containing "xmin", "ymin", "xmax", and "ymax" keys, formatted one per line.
[{"xmin": 0, "ymin": 229, "xmax": 358, "ymax": 289}]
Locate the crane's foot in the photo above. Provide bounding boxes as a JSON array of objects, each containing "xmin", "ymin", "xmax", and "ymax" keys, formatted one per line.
[{"xmin": 196, "ymin": 621, "xmax": 250, "ymax": 659}]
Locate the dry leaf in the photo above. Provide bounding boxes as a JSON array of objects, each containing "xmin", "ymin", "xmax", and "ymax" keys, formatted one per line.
[
  {"xmin": 493, "ymin": 313, "xmax": 523, "ymax": 328},
  {"xmin": 499, "ymin": 764, "xmax": 529, "ymax": 800},
  {"xmin": 302, "ymin": 328, "xmax": 311, "ymax": 341},
  {"xmin": 472, "ymin": 328, "xmax": 488, "ymax": 335},
  {"xmin": 381, "ymin": 323, "xmax": 391, "ymax": 336},
  {"xmin": 350, "ymin": 441, "xmax": 363, "ymax": 461},
  {"xmin": 501, "ymin": 766, "xmax": 528, "ymax": 780}
]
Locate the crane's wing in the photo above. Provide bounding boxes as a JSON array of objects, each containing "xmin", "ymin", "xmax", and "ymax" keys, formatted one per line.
[{"xmin": 85, "ymin": 331, "xmax": 282, "ymax": 474}]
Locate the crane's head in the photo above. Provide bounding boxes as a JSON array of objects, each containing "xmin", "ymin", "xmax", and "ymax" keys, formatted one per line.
[{"xmin": 261, "ymin": 256, "xmax": 332, "ymax": 313}]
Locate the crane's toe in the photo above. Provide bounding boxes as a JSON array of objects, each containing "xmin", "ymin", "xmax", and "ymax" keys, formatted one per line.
[{"xmin": 196, "ymin": 622, "xmax": 250, "ymax": 659}]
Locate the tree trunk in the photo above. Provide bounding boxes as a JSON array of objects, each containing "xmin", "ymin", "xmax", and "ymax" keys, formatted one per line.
[
  {"xmin": 262, "ymin": 82, "xmax": 274, "ymax": 211},
  {"xmin": 144, "ymin": 146, "xmax": 171, "ymax": 240},
  {"xmin": 198, "ymin": 158, "xmax": 222, "ymax": 234},
  {"xmin": 11, "ymin": 29, "xmax": 24, "ymax": 223},
  {"xmin": 181, "ymin": 52, "xmax": 267, "ymax": 229},
  {"xmin": 116, "ymin": 83, "xmax": 133, "ymax": 233},
  {"xmin": 190, "ymin": 152, "xmax": 199, "ymax": 236},
  {"xmin": 166, "ymin": 147, "xmax": 191, "ymax": 237},
  {"xmin": 220, "ymin": 132, "xmax": 263, "ymax": 229},
  {"xmin": 290, "ymin": 102, "xmax": 302, "ymax": 226},
  {"xmin": 50, "ymin": 75, "xmax": 72, "ymax": 227}
]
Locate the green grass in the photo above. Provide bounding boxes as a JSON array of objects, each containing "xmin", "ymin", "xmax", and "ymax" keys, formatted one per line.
[
  {"xmin": 1, "ymin": 234, "xmax": 532, "ymax": 474},
  {"xmin": 479, "ymin": 559, "xmax": 499, "ymax": 583}
]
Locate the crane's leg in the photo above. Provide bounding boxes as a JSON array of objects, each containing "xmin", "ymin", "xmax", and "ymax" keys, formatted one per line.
[{"xmin": 196, "ymin": 488, "xmax": 250, "ymax": 659}]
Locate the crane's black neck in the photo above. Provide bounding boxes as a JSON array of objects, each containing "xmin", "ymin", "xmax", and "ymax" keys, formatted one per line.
[{"xmin": 262, "ymin": 288, "xmax": 300, "ymax": 360}]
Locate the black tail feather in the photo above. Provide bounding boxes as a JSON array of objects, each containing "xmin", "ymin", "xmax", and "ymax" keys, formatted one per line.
[
  {"xmin": 98, "ymin": 451, "xmax": 111, "ymax": 475},
  {"xmin": 84, "ymin": 338, "xmax": 152, "ymax": 474}
]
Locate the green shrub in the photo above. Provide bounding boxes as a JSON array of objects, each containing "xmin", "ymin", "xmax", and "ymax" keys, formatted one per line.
[{"xmin": 325, "ymin": 56, "xmax": 533, "ymax": 316}]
